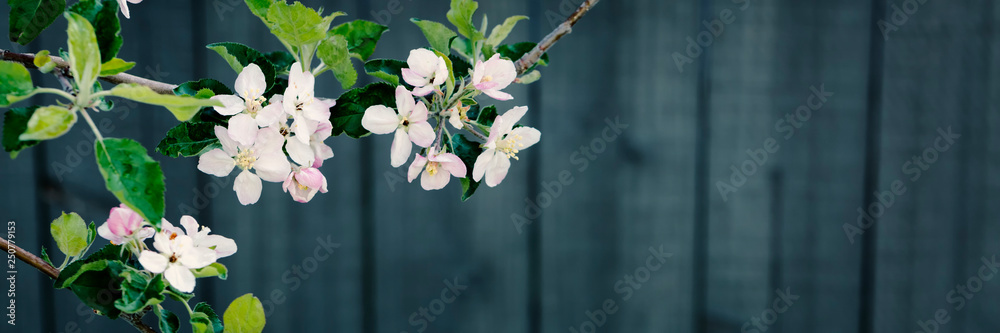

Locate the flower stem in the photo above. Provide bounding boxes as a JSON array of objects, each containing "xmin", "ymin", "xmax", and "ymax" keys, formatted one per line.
[{"xmin": 79, "ymin": 108, "xmax": 114, "ymax": 167}]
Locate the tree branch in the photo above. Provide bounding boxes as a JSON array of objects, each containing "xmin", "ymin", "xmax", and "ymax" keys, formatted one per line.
[
  {"xmin": 0, "ymin": 49, "xmax": 177, "ymax": 94},
  {"xmin": 0, "ymin": 236, "xmax": 157, "ymax": 333},
  {"xmin": 514, "ymin": 0, "xmax": 600, "ymax": 75}
]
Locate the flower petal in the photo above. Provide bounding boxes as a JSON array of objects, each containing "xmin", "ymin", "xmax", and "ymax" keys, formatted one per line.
[
  {"xmin": 432, "ymin": 57, "xmax": 449, "ymax": 86},
  {"xmin": 235, "ymin": 64, "xmax": 266, "ymax": 100},
  {"xmin": 484, "ymin": 153, "xmax": 511, "ymax": 187},
  {"xmin": 482, "ymin": 89, "xmax": 514, "ymax": 101},
  {"xmin": 406, "ymin": 48, "xmax": 440, "ymax": 76},
  {"xmin": 256, "ymin": 103, "xmax": 284, "ymax": 127},
  {"xmin": 438, "ymin": 154, "xmax": 467, "ymax": 178},
  {"xmin": 390, "ymin": 128, "xmax": 412, "ymax": 168},
  {"xmin": 211, "ymin": 95, "xmax": 246, "ymax": 116},
  {"xmin": 234, "ymin": 170, "xmax": 263, "ymax": 205},
  {"xmin": 138, "ymin": 251, "xmax": 168, "ymax": 273},
  {"xmin": 255, "ymin": 126, "xmax": 286, "ymax": 154},
  {"xmin": 410, "ymin": 85, "xmax": 435, "ymax": 97},
  {"xmin": 227, "ymin": 114, "xmax": 259, "ymax": 147},
  {"xmin": 407, "ymin": 121, "xmax": 435, "ymax": 148},
  {"xmin": 214, "ymin": 126, "xmax": 238, "ymax": 155},
  {"xmin": 407, "ymin": 154, "xmax": 428, "ymax": 182},
  {"xmin": 472, "ymin": 149, "xmax": 495, "ymax": 182},
  {"xmin": 498, "ymin": 106, "xmax": 528, "ymax": 135},
  {"xmin": 197, "ymin": 149, "xmax": 235, "ymax": 177},
  {"xmin": 201, "ymin": 235, "xmax": 238, "ymax": 258},
  {"xmin": 254, "ymin": 153, "xmax": 292, "ymax": 182},
  {"xmin": 286, "ymin": 136, "xmax": 315, "ymax": 167},
  {"xmin": 361, "ymin": 105, "xmax": 400, "ymax": 135},
  {"xmin": 180, "ymin": 216, "xmax": 199, "ymax": 238},
  {"xmin": 164, "ymin": 265, "xmax": 197, "ymax": 293},
  {"xmin": 510, "ymin": 126, "xmax": 541, "ymax": 149},
  {"xmin": 409, "ymin": 101, "xmax": 429, "ymax": 123},
  {"xmin": 395, "ymin": 86, "xmax": 415, "ymax": 116},
  {"xmin": 178, "ymin": 246, "xmax": 217, "ymax": 269},
  {"xmin": 420, "ymin": 167, "xmax": 451, "ymax": 190},
  {"xmin": 401, "ymin": 68, "xmax": 429, "ymax": 88}
]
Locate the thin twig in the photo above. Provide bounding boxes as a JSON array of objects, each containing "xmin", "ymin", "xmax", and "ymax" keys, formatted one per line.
[
  {"xmin": 513, "ymin": 0, "xmax": 600, "ymax": 75},
  {"xmin": 1, "ymin": 49, "xmax": 177, "ymax": 94},
  {"xmin": 0, "ymin": 236, "xmax": 157, "ymax": 333}
]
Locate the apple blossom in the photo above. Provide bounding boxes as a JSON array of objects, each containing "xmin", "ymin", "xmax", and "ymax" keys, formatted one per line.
[
  {"xmin": 283, "ymin": 63, "xmax": 335, "ymax": 143},
  {"xmin": 97, "ymin": 204, "xmax": 153, "ymax": 245},
  {"xmin": 160, "ymin": 216, "xmax": 238, "ymax": 259},
  {"xmin": 285, "ymin": 119, "xmax": 334, "ymax": 168},
  {"xmin": 447, "ymin": 103, "xmax": 472, "ymax": 130},
  {"xmin": 137, "ymin": 232, "xmax": 217, "ymax": 293},
  {"xmin": 407, "ymin": 147, "xmax": 467, "ymax": 191},
  {"xmin": 211, "ymin": 64, "xmax": 283, "ymax": 146},
  {"xmin": 401, "ymin": 48, "xmax": 449, "ymax": 96},
  {"xmin": 283, "ymin": 167, "xmax": 329, "ymax": 203},
  {"xmin": 117, "ymin": 0, "xmax": 142, "ymax": 19},
  {"xmin": 361, "ymin": 86, "xmax": 436, "ymax": 167},
  {"xmin": 472, "ymin": 54, "xmax": 517, "ymax": 101},
  {"xmin": 197, "ymin": 126, "xmax": 291, "ymax": 205},
  {"xmin": 473, "ymin": 106, "xmax": 541, "ymax": 187}
]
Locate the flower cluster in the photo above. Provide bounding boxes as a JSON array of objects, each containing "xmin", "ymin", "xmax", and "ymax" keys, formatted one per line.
[
  {"xmin": 96, "ymin": 205, "xmax": 236, "ymax": 293},
  {"xmin": 198, "ymin": 63, "xmax": 333, "ymax": 205},
  {"xmin": 361, "ymin": 48, "xmax": 540, "ymax": 191}
]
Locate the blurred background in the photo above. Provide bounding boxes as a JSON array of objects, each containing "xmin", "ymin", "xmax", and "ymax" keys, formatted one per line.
[{"xmin": 2, "ymin": 0, "xmax": 999, "ymax": 332}]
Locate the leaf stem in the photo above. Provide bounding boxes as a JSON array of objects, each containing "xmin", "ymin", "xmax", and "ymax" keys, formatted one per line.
[{"xmin": 33, "ymin": 87, "xmax": 76, "ymax": 102}]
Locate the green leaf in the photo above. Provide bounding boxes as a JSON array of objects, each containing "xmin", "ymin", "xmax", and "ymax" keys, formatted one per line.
[
  {"xmin": 363, "ymin": 59, "xmax": 406, "ymax": 86},
  {"xmin": 450, "ymin": 36, "xmax": 472, "ymax": 60},
  {"xmin": 0, "ymin": 60, "xmax": 35, "ymax": 107},
  {"xmin": 329, "ymin": 82, "xmax": 395, "ymax": 138},
  {"xmin": 156, "ymin": 121, "xmax": 221, "ymax": 158},
  {"xmin": 449, "ymin": 54, "xmax": 473, "ymax": 79},
  {"xmin": 317, "ymin": 35, "xmax": 357, "ymax": 89},
  {"xmin": 40, "ymin": 246, "xmax": 54, "ymax": 266},
  {"xmin": 86, "ymin": 221, "xmax": 96, "ymax": 245},
  {"xmin": 446, "ymin": 0, "xmax": 481, "ymax": 40},
  {"xmin": 264, "ymin": 51, "xmax": 296, "ymax": 74},
  {"xmin": 517, "ymin": 69, "xmax": 541, "ymax": 84},
  {"xmin": 448, "ymin": 134, "xmax": 483, "ymax": 201},
  {"xmin": 192, "ymin": 262, "xmax": 228, "ymax": 280},
  {"xmin": 485, "ymin": 16, "xmax": 527, "ymax": 49},
  {"xmin": 33, "ymin": 50, "xmax": 57, "ymax": 73},
  {"xmin": 175, "ymin": 79, "xmax": 233, "ymax": 99},
  {"xmin": 468, "ymin": 104, "xmax": 497, "ymax": 127},
  {"xmin": 154, "ymin": 306, "xmax": 180, "ymax": 333},
  {"xmin": 99, "ymin": 58, "xmax": 134, "ymax": 76},
  {"xmin": 108, "ymin": 83, "xmax": 223, "ymax": 122},
  {"xmin": 95, "ymin": 138, "xmax": 165, "ymax": 227},
  {"xmin": 65, "ymin": 12, "xmax": 102, "ymax": 92},
  {"xmin": 19, "ymin": 105, "xmax": 76, "ymax": 141},
  {"xmin": 2, "ymin": 106, "xmax": 41, "ymax": 158},
  {"xmin": 206, "ymin": 42, "xmax": 278, "ymax": 90},
  {"xmin": 195, "ymin": 303, "xmax": 224, "ymax": 333},
  {"xmin": 191, "ymin": 312, "xmax": 215, "ymax": 333},
  {"xmin": 411, "ymin": 19, "xmax": 457, "ymax": 56},
  {"xmin": 243, "ymin": 0, "xmax": 271, "ymax": 22},
  {"xmin": 114, "ymin": 268, "xmax": 166, "ymax": 313},
  {"xmin": 9, "ymin": 0, "xmax": 66, "ymax": 45},
  {"xmin": 266, "ymin": 2, "xmax": 342, "ymax": 48},
  {"xmin": 50, "ymin": 211, "xmax": 89, "ymax": 258},
  {"xmin": 68, "ymin": 0, "xmax": 124, "ymax": 63},
  {"xmin": 55, "ymin": 257, "xmax": 127, "ymax": 319},
  {"xmin": 223, "ymin": 294, "xmax": 266, "ymax": 333},
  {"xmin": 329, "ymin": 20, "xmax": 389, "ymax": 61},
  {"xmin": 497, "ymin": 42, "xmax": 548, "ymax": 69}
]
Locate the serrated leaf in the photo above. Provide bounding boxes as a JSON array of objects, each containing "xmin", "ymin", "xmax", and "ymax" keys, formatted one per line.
[
  {"xmin": 108, "ymin": 83, "xmax": 223, "ymax": 121},
  {"xmin": 363, "ymin": 59, "xmax": 406, "ymax": 86},
  {"xmin": 329, "ymin": 82, "xmax": 395, "ymax": 138},
  {"xmin": 446, "ymin": 0, "xmax": 481, "ymax": 40},
  {"xmin": 19, "ymin": 105, "xmax": 76, "ymax": 141},
  {"xmin": 50, "ymin": 211, "xmax": 89, "ymax": 258},
  {"xmin": 9, "ymin": 0, "xmax": 66, "ymax": 45},
  {"xmin": 156, "ymin": 121, "xmax": 220, "ymax": 157},
  {"xmin": 95, "ymin": 138, "xmax": 165, "ymax": 227},
  {"xmin": 497, "ymin": 42, "xmax": 548, "ymax": 70},
  {"xmin": 191, "ymin": 312, "xmax": 214, "ymax": 333},
  {"xmin": 2, "ymin": 106, "xmax": 41, "ymax": 158},
  {"xmin": 411, "ymin": 18, "xmax": 457, "ymax": 56},
  {"xmin": 243, "ymin": 0, "xmax": 271, "ymax": 22},
  {"xmin": 486, "ymin": 16, "xmax": 527, "ymax": 49},
  {"xmin": 317, "ymin": 35, "xmax": 357, "ymax": 89},
  {"xmin": 264, "ymin": 51, "xmax": 296, "ymax": 74},
  {"xmin": 114, "ymin": 268, "xmax": 166, "ymax": 313},
  {"xmin": 450, "ymin": 36, "xmax": 472, "ymax": 60},
  {"xmin": 99, "ymin": 57, "xmax": 134, "ymax": 76},
  {"xmin": 195, "ymin": 303, "xmax": 224, "ymax": 333},
  {"xmin": 55, "ymin": 257, "xmax": 127, "ymax": 319},
  {"xmin": 65, "ymin": 12, "xmax": 102, "ymax": 92},
  {"xmin": 154, "ymin": 306, "xmax": 180, "ymax": 333},
  {"xmin": 68, "ymin": 0, "xmax": 124, "ymax": 63},
  {"xmin": 448, "ymin": 134, "xmax": 483, "ymax": 200},
  {"xmin": 223, "ymin": 294, "xmax": 266, "ymax": 333},
  {"xmin": 448, "ymin": 54, "xmax": 473, "ymax": 79},
  {"xmin": 470, "ymin": 105, "xmax": 497, "ymax": 127},
  {"xmin": 174, "ymin": 79, "xmax": 233, "ymax": 98},
  {"xmin": 329, "ymin": 20, "xmax": 388, "ymax": 61},
  {"xmin": 206, "ymin": 42, "xmax": 277, "ymax": 90},
  {"xmin": 0, "ymin": 60, "xmax": 35, "ymax": 107},
  {"xmin": 266, "ymin": 2, "xmax": 342, "ymax": 48}
]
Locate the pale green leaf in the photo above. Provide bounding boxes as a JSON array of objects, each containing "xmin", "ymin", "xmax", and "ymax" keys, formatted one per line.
[
  {"xmin": 411, "ymin": 18, "xmax": 457, "ymax": 55},
  {"xmin": 50, "ymin": 211, "xmax": 89, "ymax": 258},
  {"xmin": 19, "ymin": 105, "xmax": 76, "ymax": 141},
  {"xmin": 486, "ymin": 15, "xmax": 527, "ymax": 48},
  {"xmin": 0, "ymin": 60, "xmax": 34, "ymax": 106},
  {"xmin": 316, "ymin": 35, "xmax": 356, "ymax": 89},
  {"xmin": 64, "ymin": 12, "xmax": 102, "ymax": 91},
  {"xmin": 108, "ymin": 84, "xmax": 222, "ymax": 121},
  {"xmin": 100, "ymin": 57, "xmax": 135, "ymax": 76},
  {"xmin": 223, "ymin": 294, "xmax": 266, "ymax": 333},
  {"xmin": 446, "ymin": 0, "xmax": 481, "ymax": 40}
]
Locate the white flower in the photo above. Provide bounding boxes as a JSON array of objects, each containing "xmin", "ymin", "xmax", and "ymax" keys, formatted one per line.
[
  {"xmin": 282, "ymin": 167, "xmax": 328, "ymax": 203},
  {"xmin": 159, "ymin": 216, "xmax": 237, "ymax": 259},
  {"xmin": 283, "ymin": 63, "xmax": 334, "ymax": 144},
  {"xmin": 137, "ymin": 232, "xmax": 217, "ymax": 293},
  {"xmin": 117, "ymin": 0, "xmax": 142, "ymax": 19},
  {"xmin": 285, "ymin": 119, "xmax": 334, "ymax": 168},
  {"xmin": 472, "ymin": 106, "xmax": 540, "ymax": 187},
  {"xmin": 210, "ymin": 64, "xmax": 283, "ymax": 146},
  {"xmin": 472, "ymin": 54, "xmax": 517, "ymax": 101},
  {"xmin": 360, "ymin": 86, "xmax": 436, "ymax": 167},
  {"xmin": 197, "ymin": 126, "xmax": 291, "ymax": 205},
  {"xmin": 407, "ymin": 147, "xmax": 467, "ymax": 191},
  {"xmin": 401, "ymin": 48, "xmax": 448, "ymax": 96},
  {"xmin": 446, "ymin": 103, "xmax": 471, "ymax": 130}
]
